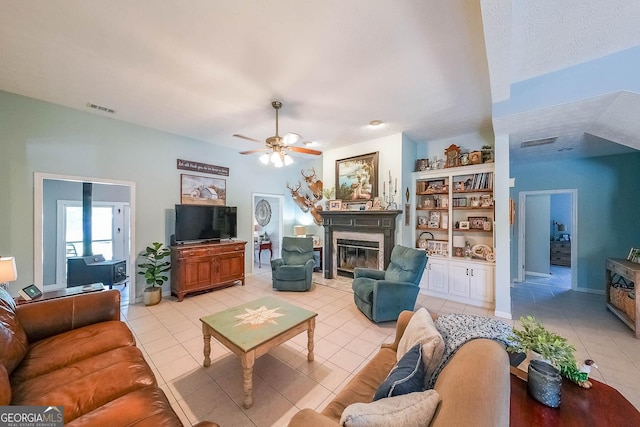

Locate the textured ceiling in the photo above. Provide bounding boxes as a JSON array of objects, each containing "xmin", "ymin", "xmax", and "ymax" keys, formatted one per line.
[{"xmin": 0, "ymin": 0, "xmax": 638, "ymax": 162}]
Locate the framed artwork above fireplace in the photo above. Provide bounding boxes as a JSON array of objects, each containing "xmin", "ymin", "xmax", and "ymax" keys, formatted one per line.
[{"xmin": 335, "ymin": 152, "xmax": 378, "ymax": 203}]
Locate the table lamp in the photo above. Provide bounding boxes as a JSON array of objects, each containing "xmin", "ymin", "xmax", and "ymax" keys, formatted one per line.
[
  {"xmin": 294, "ymin": 225, "xmax": 306, "ymax": 237},
  {"xmin": 452, "ymin": 236, "xmax": 466, "ymax": 257},
  {"xmin": 0, "ymin": 257, "xmax": 17, "ymax": 291}
]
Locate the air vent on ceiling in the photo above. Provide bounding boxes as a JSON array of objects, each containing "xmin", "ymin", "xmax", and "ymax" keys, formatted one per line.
[
  {"xmin": 86, "ymin": 102, "xmax": 117, "ymax": 114},
  {"xmin": 521, "ymin": 137, "xmax": 557, "ymax": 148}
]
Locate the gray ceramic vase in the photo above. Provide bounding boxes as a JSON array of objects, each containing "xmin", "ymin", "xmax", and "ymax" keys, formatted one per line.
[{"xmin": 527, "ymin": 360, "xmax": 562, "ymax": 408}]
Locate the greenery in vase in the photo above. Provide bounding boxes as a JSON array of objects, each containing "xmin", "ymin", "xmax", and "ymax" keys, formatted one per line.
[
  {"xmin": 507, "ymin": 316, "xmax": 590, "ymax": 387},
  {"xmin": 137, "ymin": 242, "xmax": 171, "ymax": 288},
  {"xmin": 322, "ymin": 187, "xmax": 335, "ymax": 200}
]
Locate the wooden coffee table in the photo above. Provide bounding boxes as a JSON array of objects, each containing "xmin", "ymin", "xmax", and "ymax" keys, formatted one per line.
[
  {"xmin": 510, "ymin": 366, "xmax": 640, "ymax": 426},
  {"xmin": 200, "ymin": 296, "xmax": 317, "ymax": 408}
]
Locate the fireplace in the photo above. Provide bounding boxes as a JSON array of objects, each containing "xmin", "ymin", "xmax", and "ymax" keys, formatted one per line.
[
  {"xmin": 336, "ymin": 236, "xmax": 382, "ymax": 278},
  {"xmin": 319, "ymin": 210, "xmax": 401, "ymax": 279}
]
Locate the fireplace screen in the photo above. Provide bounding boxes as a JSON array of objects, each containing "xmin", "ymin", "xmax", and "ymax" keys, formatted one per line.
[{"xmin": 336, "ymin": 239, "xmax": 380, "ymax": 278}]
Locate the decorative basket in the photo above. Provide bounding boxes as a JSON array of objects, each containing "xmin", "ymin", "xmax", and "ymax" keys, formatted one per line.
[
  {"xmin": 610, "ymin": 286, "xmax": 629, "ymax": 311},
  {"xmin": 624, "ymin": 292, "xmax": 636, "ymax": 321},
  {"xmin": 417, "ymin": 232, "xmax": 434, "ymax": 250}
]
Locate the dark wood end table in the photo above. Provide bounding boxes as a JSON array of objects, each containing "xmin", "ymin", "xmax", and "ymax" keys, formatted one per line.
[{"xmin": 510, "ymin": 366, "xmax": 640, "ymax": 426}]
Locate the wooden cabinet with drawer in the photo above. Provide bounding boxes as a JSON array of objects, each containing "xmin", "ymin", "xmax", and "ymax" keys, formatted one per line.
[
  {"xmin": 171, "ymin": 241, "xmax": 246, "ymax": 301},
  {"xmin": 550, "ymin": 241, "xmax": 571, "ymax": 266}
]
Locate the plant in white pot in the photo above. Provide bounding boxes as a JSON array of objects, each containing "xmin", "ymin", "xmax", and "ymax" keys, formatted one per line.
[
  {"xmin": 507, "ymin": 316, "xmax": 593, "ymax": 388},
  {"xmin": 137, "ymin": 242, "xmax": 171, "ymax": 306}
]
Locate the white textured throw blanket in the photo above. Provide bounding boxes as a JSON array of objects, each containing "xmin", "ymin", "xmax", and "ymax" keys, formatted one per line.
[{"xmin": 425, "ymin": 314, "xmax": 513, "ymax": 389}]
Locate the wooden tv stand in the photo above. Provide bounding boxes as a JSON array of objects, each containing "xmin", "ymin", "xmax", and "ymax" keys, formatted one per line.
[{"xmin": 170, "ymin": 240, "xmax": 246, "ymax": 301}]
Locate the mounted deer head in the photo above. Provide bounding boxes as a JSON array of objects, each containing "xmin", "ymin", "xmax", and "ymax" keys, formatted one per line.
[
  {"xmin": 301, "ymin": 167, "xmax": 323, "ymax": 198},
  {"xmin": 286, "ymin": 182, "xmax": 310, "ymax": 213}
]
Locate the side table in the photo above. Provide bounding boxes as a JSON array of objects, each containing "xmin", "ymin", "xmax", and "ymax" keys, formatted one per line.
[
  {"xmin": 510, "ymin": 366, "xmax": 640, "ymax": 426},
  {"xmin": 14, "ymin": 283, "xmax": 106, "ymax": 305},
  {"xmin": 256, "ymin": 241, "xmax": 272, "ymax": 268}
]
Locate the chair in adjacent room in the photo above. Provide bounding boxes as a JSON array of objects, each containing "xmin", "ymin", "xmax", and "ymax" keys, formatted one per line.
[
  {"xmin": 352, "ymin": 245, "xmax": 428, "ymax": 322},
  {"xmin": 270, "ymin": 236, "xmax": 315, "ymax": 291}
]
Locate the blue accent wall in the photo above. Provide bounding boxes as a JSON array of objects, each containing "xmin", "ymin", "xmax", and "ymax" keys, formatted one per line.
[{"xmin": 511, "ymin": 153, "xmax": 640, "ymax": 291}]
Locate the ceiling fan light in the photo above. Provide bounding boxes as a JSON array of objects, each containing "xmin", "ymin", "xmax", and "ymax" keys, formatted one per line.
[
  {"xmin": 259, "ymin": 153, "xmax": 270, "ymax": 164},
  {"xmin": 270, "ymin": 151, "xmax": 280, "ymax": 163},
  {"xmin": 283, "ymin": 153, "xmax": 293, "ymax": 165}
]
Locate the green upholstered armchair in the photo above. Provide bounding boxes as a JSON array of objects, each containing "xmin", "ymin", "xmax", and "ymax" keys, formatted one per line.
[
  {"xmin": 352, "ymin": 245, "xmax": 428, "ymax": 322},
  {"xmin": 270, "ymin": 237, "xmax": 315, "ymax": 291}
]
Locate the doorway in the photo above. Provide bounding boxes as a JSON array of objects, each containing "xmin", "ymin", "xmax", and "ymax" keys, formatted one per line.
[
  {"xmin": 517, "ymin": 190, "xmax": 577, "ymax": 290},
  {"xmin": 251, "ymin": 193, "xmax": 284, "ymax": 274},
  {"xmin": 34, "ymin": 172, "xmax": 136, "ymax": 304}
]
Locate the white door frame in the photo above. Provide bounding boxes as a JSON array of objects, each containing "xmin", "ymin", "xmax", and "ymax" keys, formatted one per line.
[
  {"xmin": 251, "ymin": 193, "xmax": 284, "ymax": 275},
  {"xmin": 517, "ymin": 189, "xmax": 578, "ymax": 289}
]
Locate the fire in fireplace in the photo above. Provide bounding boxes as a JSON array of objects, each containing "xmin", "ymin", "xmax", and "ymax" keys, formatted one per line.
[{"xmin": 336, "ymin": 239, "xmax": 380, "ymax": 278}]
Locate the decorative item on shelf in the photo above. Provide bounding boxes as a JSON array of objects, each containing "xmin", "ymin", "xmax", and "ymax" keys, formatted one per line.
[
  {"xmin": 481, "ymin": 194, "xmax": 494, "ymax": 207},
  {"xmin": 470, "ymin": 197, "xmax": 480, "ymax": 207},
  {"xmin": 627, "ymin": 247, "xmax": 640, "ymax": 263},
  {"xmin": 464, "ymin": 241, "xmax": 472, "ymax": 259},
  {"xmin": 444, "ymin": 144, "xmax": 461, "ymax": 168},
  {"xmin": 483, "ymin": 220, "xmax": 493, "ymax": 231},
  {"xmin": 0, "ymin": 256, "xmax": 17, "ymax": 291},
  {"xmin": 322, "ymin": 186, "xmax": 335, "ymax": 209},
  {"xmin": 481, "ymin": 145, "xmax": 494, "ymax": 163},
  {"xmin": 471, "ymin": 244, "xmax": 493, "ymax": 260},
  {"xmin": 469, "ymin": 216, "xmax": 487, "ymax": 229},
  {"xmin": 416, "ymin": 231, "xmax": 434, "ymax": 250},
  {"xmin": 470, "ymin": 151, "xmax": 482, "ymax": 164},
  {"xmin": 427, "ymin": 240, "xmax": 449, "ymax": 257},
  {"xmin": 459, "ymin": 221, "xmax": 470, "ymax": 230},
  {"xmin": 418, "ymin": 216, "xmax": 428, "ymax": 226},
  {"xmin": 428, "ymin": 211, "xmax": 441, "ymax": 228},
  {"xmin": 415, "ymin": 158, "xmax": 429, "ymax": 171},
  {"xmin": 137, "ymin": 242, "xmax": 171, "ymax": 306},
  {"xmin": 372, "ymin": 197, "xmax": 383, "ymax": 210},
  {"xmin": 453, "ymin": 236, "xmax": 466, "ymax": 258},
  {"xmin": 507, "ymin": 316, "xmax": 593, "ymax": 389},
  {"xmin": 365, "ymin": 200, "xmax": 373, "ymax": 210},
  {"xmin": 441, "ymin": 212, "xmax": 449, "ymax": 229},
  {"xmin": 460, "ymin": 152, "xmax": 470, "ymax": 166},
  {"xmin": 453, "ymin": 197, "xmax": 467, "ymax": 207}
]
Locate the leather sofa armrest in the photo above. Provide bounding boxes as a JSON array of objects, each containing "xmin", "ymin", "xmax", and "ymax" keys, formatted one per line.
[
  {"xmin": 381, "ymin": 310, "xmax": 414, "ymax": 351},
  {"xmin": 16, "ymin": 289, "xmax": 121, "ymax": 342},
  {"xmin": 288, "ymin": 409, "xmax": 339, "ymax": 427}
]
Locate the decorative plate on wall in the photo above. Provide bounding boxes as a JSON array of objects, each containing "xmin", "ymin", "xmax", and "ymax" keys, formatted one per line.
[{"xmin": 255, "ymin": 199, "xmax": 272, "ymax": 226}]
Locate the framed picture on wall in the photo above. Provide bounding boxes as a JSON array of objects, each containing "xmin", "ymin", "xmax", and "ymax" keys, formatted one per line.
[
  {"xmin": 335, "ymin": 152, "xmax": 379, "ymax": 202},
  {"xmin": 180, "ymin": 174, "xmax": 226, "ymax": 206}
]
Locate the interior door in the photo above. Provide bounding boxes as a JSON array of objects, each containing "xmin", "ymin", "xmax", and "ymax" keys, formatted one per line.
[{"xmin": 524, "ymin": 194, "xmax": 550, "ymax": 276}]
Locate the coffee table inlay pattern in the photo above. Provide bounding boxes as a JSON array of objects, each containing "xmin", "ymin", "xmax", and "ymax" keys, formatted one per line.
[{"xmin": 200, "ymin": 296, "xmax": 317, "ymax": 408}]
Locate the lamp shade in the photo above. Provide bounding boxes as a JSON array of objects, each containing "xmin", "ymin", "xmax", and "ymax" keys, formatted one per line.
[
  {"xmin": 0, "ymin": 257, "xmax": 17, "ymax": 283},
  {"xmin": 452, "ymin": 236, "xmax": 466, "ymax": 248},
  {"xmin": 294, "ymin": 225, "xmax": 306, "ymax": 236}
]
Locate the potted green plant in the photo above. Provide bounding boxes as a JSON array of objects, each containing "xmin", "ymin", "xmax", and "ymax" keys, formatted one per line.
[
  {"xmin": 322, "ymin": 187, "xmax": 335, "ymax": 209},
  {"xmin": 507, "ymin": 316, "xmax": 592, "ymax": 388},
  {"xmin": 137, "ymin": 242, "xmax": 171, "ymax": 306}
]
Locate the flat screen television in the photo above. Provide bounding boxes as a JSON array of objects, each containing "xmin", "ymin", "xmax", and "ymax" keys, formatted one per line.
[{"xmin": 174, "ymin": 205, "xmax": 238, "ymax": 243}]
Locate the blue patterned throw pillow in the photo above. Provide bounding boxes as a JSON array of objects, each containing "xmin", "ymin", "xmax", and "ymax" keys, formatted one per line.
[{"xmin": 373, "ymin": 343, "xmax": 425, "ymax": 401}]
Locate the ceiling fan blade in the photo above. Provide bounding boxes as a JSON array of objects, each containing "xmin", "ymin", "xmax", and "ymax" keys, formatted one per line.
[
  {"xmin": 283, "ymin": 133, "xmax": 302, "ymax": 145},
  {"xmin": 239, "ymin": 148, "xmax": 269, "ymax": 155},
  {"xmin": 288, "ymin": 146, "xmax": 322, "ymax": 155},
  {"xmin": 233, "ymin": 134, "xmax": 262, "ymax": 143}
]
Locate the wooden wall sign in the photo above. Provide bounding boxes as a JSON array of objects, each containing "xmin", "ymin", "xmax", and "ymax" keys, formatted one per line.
[{"xmin": 177, "ymin": 159, "xmax": 229, "ymax": 176}]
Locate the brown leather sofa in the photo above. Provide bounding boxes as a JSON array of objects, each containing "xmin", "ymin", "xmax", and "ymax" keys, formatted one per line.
[
  {"xmin": 288, "ymin": 310, "xmax": 510, "ymax": 426},
  {"xmin": 0, "ymin": 288, "xmax": 218, "ymax": 426}
]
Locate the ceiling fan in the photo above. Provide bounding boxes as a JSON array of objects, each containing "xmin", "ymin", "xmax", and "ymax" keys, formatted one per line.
[{"xmin": 235, "ymin": 101, "xmax": 321, "ymax": 167}]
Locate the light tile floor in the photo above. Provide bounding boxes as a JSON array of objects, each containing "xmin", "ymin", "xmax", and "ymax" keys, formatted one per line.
[{"xmin": 119, "ymin": 269, "xmax": 640, "ymax": 426}]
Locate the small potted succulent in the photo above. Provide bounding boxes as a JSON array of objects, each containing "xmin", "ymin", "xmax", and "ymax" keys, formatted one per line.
[
  {"xmin": 137, "ymin": 242, "xmax": 171, "ymax": 306},
  {"xmin": 507, "ymin": 316, "xmax": 593, "ymax": 388}
]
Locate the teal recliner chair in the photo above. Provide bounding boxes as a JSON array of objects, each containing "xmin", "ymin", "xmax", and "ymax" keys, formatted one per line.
[
  {"xmin": 270, "ymin": 237, "xmax": 315, "ymax": 291},
  {"xmin": 352, "ymin": 245, "xmax": 428, "ymax": 322}
]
